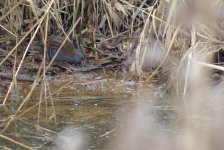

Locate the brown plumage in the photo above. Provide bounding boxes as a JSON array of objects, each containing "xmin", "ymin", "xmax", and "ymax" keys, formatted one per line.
[{"xmin": 40, "ymin": 36, "xmax": 84, "ymax": 63}]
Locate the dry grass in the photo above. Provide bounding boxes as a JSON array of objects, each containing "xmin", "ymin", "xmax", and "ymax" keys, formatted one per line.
[{"xmin": 1, "ymin": 0, "xmax": 224, "ymax": 149}]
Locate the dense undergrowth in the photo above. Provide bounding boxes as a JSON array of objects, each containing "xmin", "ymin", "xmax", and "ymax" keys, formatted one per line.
[{"xmin": 1, "ymin": 0, "xmax": 224, "ymax": 149}]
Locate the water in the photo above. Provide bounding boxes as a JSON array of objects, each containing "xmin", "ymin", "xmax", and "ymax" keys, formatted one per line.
[
  {"xmin": 4, "ymin": 70, "xmax": 222, "ymax": 150},
  {"xmin": 0, "ymin": 73, "xmax": 180, "ymax": 150}
]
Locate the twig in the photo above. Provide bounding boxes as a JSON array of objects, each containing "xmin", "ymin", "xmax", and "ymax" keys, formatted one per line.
[
  {"xmin": 0, "ymin": 73, "xmax": 34, "ymax": 82},
  {"xmin": 99, "ymin": 128, "xmax": 117, "ymax": 138}
]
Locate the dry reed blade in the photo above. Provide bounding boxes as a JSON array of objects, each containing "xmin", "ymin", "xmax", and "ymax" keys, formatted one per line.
[{"xmin": 0, "ymin": 133, "xmax": 33, "ymax": 150}]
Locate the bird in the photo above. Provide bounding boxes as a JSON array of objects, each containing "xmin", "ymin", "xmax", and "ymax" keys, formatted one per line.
[{"xmin": 40, "ymin": 36, "xmax": 84, "ymax": 64}]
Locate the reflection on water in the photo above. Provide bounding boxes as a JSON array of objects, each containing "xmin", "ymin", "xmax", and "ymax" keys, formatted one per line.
[
  {"xmin": 1, "ymin": 75, "xmax": 179, "ymax": 150},
  {"xmin": 4, "ymin": 69, "xmax": 223, "ymax": 150}
]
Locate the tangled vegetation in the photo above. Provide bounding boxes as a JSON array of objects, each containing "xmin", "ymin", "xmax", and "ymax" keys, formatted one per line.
[{"xmin": 1, "ymin": 0, "xmax": 224, "ymax": 149}]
